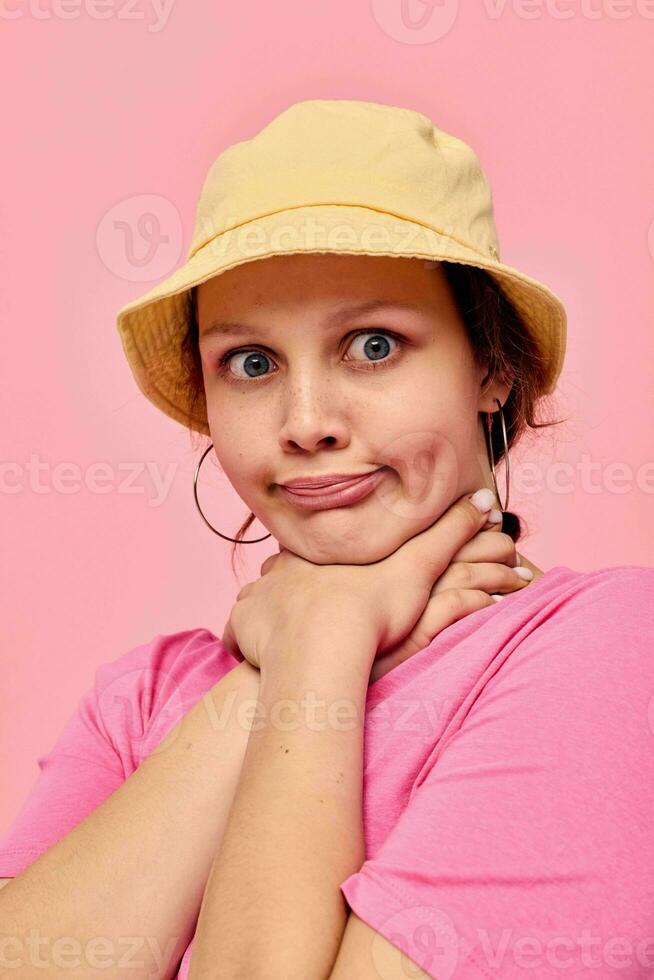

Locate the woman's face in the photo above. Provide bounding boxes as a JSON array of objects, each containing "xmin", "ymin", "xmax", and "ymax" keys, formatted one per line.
[{"xmin": 196, "ymin": 253, "xmax": 510, "ymax": 564}]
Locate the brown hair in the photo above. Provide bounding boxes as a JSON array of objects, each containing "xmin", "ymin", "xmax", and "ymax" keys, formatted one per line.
[{"xmin": 180, "ymin": 261, "xmax": 566, "ymax": 577}]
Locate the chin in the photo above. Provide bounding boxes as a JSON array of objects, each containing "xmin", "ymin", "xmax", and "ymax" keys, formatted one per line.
[{"xmin": 284, "ymin": 531, "xmax": 402, "ymax": 567}]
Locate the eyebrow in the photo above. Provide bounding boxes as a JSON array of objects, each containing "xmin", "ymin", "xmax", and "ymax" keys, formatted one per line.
[{"xmin": 198, "ymin": 299, "xmax": 427, "ymax": 342}]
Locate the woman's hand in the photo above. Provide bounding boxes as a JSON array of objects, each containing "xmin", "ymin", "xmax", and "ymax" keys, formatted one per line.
[
  {"xmin": 368, "ymin": 528, "xmax": 530, "ymax": 685},
  {"xmin": 220, "ymin": 488, "xmax": 514, "ymax": 679}
]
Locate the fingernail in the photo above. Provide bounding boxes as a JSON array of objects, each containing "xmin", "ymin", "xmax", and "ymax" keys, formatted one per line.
[
  {"xmin": 469, "ymin": 488, "xmax": 496, "ymax": 513},
  {"xmin": 491, "ymin": 593, "xmax": 506, "ymax": 601},
  {"xmin": 514, "ymin": 566, "xmax": 534, "ymax": 581},
  {"xmin": 487, "ymin": 508, "xmax": 503, "ymax": 524}
]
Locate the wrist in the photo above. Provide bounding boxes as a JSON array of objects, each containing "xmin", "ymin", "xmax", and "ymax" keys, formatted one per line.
[
  {"xmin": 204, "ymin": 659, "xmax": 261, "ymax": 733},
  {"xmin": 257, "ymin": 627, "xmax": 375, "ymax": 705}
]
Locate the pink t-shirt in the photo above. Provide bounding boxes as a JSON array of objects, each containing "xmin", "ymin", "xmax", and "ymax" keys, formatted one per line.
[{"xmin": 2, "ymin": 563, "xmax": 654, "ymax": 979}]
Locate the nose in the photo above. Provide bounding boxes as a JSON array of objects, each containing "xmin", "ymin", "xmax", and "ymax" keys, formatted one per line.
[{"xmin": 277, "ymin": 372, "xmax": 350, "ymax": 453}]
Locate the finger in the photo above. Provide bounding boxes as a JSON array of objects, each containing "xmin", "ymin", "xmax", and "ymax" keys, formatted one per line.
[
  {"xmin": 449, "ymin": 530, "xmax": 519, "ymax": 569},
  {"xmin": 432, "ymin": 561, "xmax": 533, "ymax": 598},
  {"xmin": 389, "ymin": 488, "xmax": 499, "ymax": 588},
  {"xmin": 409, "ymin": 588, "xmax": 497, "ymax": 651}
]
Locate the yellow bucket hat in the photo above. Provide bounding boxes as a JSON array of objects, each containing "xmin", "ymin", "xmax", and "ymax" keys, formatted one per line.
[{"xmin": 116, "ymin": 98, "xmax": 567, "ymax": 436}]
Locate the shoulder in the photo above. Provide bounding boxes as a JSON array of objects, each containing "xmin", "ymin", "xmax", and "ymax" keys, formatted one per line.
[
  {"xmin": 94, "ymin": 626, "xmax": 237, "ymax": 691},
  {"xmin": 512, "ymin": 562, "xmax": 654, "ymax": 696},
  {"xmin": 546, "ymin": 563, "xmax": 654, "ymax": 631},
  {"xmin": 567, "ymin": 562, "xmax": 654, "ymax": 596},
  {"xmin": 433, "ymin": 564, "xmax": 654, "ymax": 791}
]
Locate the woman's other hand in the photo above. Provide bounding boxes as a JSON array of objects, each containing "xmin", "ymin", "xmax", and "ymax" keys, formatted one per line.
[
  {"xmin": 220, "ymin": 488, "xmax": 517, "ymax": 678},
  {"xmin": 368, "ymin": 528, "xmax": 533, "ymax": 685}
]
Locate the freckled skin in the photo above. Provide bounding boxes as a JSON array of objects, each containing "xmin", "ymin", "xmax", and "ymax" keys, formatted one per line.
[{"xmin": 196, "ymin": 252, "xmax": 544, "ymax": 579}]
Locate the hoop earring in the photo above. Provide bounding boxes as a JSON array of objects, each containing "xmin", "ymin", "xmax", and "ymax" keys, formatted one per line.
[
  {"xmin": 485, "ymin": 397, "xmax": 511, "ymax": 513},
  {"xmin": 193, "ymin": 443, "xmax": 272, "ymax": 544}
]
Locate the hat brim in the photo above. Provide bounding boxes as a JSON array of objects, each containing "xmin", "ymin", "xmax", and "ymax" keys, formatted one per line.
[{"xmin": 116, "ymin": 204, "xmax": 567, "ymax": 435}]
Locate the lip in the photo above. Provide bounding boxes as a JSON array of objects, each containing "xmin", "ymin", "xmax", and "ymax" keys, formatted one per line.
[
  {"xmin": 281, "ymin": 470, "xmax": 382, "ymax": 489},
  {"xmin": 278, "ymin": 467, "xmax": 388, "ymax": 511}
]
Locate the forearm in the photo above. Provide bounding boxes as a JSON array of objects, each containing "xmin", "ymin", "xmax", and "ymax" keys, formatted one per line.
[
  {"xmin": 0, "ymin": 660, "xmax": 261, "ymax": 980},
  {"xmin": 189, "ymin": 632, "xmax": 373, "ymax": 980}
]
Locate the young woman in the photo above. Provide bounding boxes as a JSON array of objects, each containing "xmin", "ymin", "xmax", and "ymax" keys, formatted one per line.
[{"xmin": 1, "ymin": 99, "xmax": 653, "ymax": 980}]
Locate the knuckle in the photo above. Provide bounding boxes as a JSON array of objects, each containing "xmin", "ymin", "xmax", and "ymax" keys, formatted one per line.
[
  {"xmin": 463, "ymin": 498, "xmax": 487, "ymax": 529},
  {"xmin": 459, "ymin": 586, "xmax": 494, "ymax": 611},
  {"xmin": 460, "ymin": 587, "xmax": 482, "ymax": 608},
  {"xmin": 451, "ymin": 563, "xmax": 474, "ymax": 589},
  {"xmin": 497, "ymin": 533, "xmax": 516, "ymax": 560},
  {"xmin": 439, "ymin": 586, "xmax": 490, "ymax": 621},
  {"xmin": 448, "ymin": 587, "xmax": 468, "ymax": 608},
  {"xmin": 481, "ymin": 533, "xmax": 515, "ymax": 566}
]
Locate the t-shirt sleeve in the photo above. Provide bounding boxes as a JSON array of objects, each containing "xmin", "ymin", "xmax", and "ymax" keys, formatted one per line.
[
  {"xmin": 0, "ymin": 670, "xmax": 126, "ymax": 878},
  {"xmin": 340, "ymin": 565, "xmax": 654, "ymax": 979},
  {"xmin": 0, "ymin": 628, "xmax": 233, "ymax": 879}
]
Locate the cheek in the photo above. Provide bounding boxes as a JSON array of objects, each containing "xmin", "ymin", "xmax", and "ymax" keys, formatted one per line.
[
  {"xmin": 213, "ymin": 447, "xmax": 259, "ymax": 489},
  {"xmin": 208, "ymin": 404, "xmax": 279, "ymax": 505},
  {"xmin": 370, "ymin": 386, "xmax": 475, "ymax": 519},
  {"xmin": 375, "ymin": 428, "xmax": 460, "ymax": 519},
  {"xmin": 208, "ymin": 409, "xmax": 258, "ymax": 478}
]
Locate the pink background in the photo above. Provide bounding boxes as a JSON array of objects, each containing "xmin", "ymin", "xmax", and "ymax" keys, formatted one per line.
[{"xmin": 2, "ymin": 3, "xmax": 653, "ymax": 835}]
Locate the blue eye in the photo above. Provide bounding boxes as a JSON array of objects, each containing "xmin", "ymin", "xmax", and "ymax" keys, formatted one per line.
[
  {"xmin": 224, "ymin": 350, "xmax": 272, "ymax": 381},
  {"xmin": 218, "ymin": 330, "xmax": 403, "ymax": 385},
  {"xmin": 345, "ymin": 332, "xmax": 396, "ymax": 365}
]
